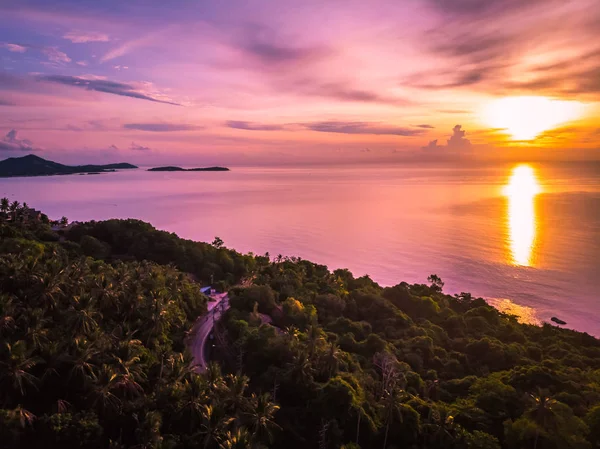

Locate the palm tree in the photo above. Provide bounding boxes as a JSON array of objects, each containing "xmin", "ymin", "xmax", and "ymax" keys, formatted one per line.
[
  {"xmin": 90, "ymin": 364, "xmax": 121, "ymax": 414},
  {"xmin": 8, "ymin": 405, "xmax": 36, "ymax": 428},
  {"xmin": 528, "ymin": 390, "xmax": 558, "ymax": 449},
  {"xmin": 245, "ymin": 393, "xmax": 281, "ymax": 445},
  {"xmin": 381, "ymin": 384, "xmax": 408, "ymax": 449},
  {"xmin": 223, "ymin": 373, "xmax": 250, "ymax": 418},
  {"xmin": 0, "ymin": 340, "xmax": 41, "ymax": 397},
  {"xmin": 9, "ymin": 200, "xmax": 20, "ymax": 221},
  {"xmin": 200, "ymin": 404, "xmax": 234, "ymax": 449},
  {"xmin": 218, "ymin": 428, "xmax": 253, "ymax": 449},
  {"xmin": 0, "ymin": 197, "xmax": 9, "ymax": 214},
  {"xmin": 0, "ymin": 197, "xmax": 9, "ymax": 222}
]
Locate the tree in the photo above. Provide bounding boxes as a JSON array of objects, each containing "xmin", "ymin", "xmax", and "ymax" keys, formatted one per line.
[
  {"xmin": 0, "ymin": 197, "xmax": 9, "ymax": 214},
  {"xmin": 245, "ymin": 393, "xmax": 280, "ymax": 445},
  {"xmin": 427, "ymin": 274, "xmax": 444, "ymax": 292},
  {"xmin": 586, "ymin": 405, "xmax": 600, "ymax": 448},
  {"xmin": 60, "ymin": 216, "xmax": 69, "ymax": 226},
  {"xmin": 9, "ymin": 200, "xmax": 20, "ymax": 221},
  {"xmin": 212, "ymin": 236, "xmax": 224, "ymax": 249},
  {"xmin": 528, "ymin": 390, "xmax": 557, "ymax": 449},
  {"xmin": 0, "ymin": 340, "xmax": 41, "ymax": 397}
]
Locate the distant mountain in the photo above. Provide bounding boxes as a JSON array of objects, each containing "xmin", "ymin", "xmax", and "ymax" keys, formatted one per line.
[
  {"xmin": 0, "ymin": 154, "xmax": 138, "ymax": 178},
  {"xmin": 148, "ymin": 166, "xmax": 230, "ymax": 172}
]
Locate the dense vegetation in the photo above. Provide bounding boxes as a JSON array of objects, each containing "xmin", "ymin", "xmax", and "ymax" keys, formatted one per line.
[{"xmin": 1, "ymin": 203, "xmax": 599, "ymax": 448}]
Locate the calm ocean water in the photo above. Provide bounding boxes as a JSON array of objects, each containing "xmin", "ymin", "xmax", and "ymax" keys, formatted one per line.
[{"xmin": 1, "ymin": 163, "xmax": 599, "ymax": 335}]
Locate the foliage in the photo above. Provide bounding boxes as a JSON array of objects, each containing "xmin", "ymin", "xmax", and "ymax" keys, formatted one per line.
[{"xmin": 1, "ymin": 205, "xmax": 600, "ymax": 449}]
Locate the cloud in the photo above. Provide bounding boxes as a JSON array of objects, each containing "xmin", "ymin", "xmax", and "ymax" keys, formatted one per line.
[
  {"xmin": 76, "ymin": 61, "xmax": 88, "ymax": 66},
  {"xmin": 415, "ymin": 124, "xmax": 435, "ymax": 129},
  {"xmin": 41, "ymin": 47, "xmax": 71, "ymax": 63},
  {"xmin": 1, "ymin": 43, "xmax": 27, "ymax": 53},
  {"xmin": 295, "ymin": 81, "xmax": 407, "ymax": 104},
  {"xmin": 232, "ymin": 26, "xmax": 407, "ymax": 105},
  {"xmin": 226, "ymin": 120, "xmax": 285, "ymax": 131},
  {"xmin": 100, "ymin": 27, "xmax": 176, "ymax": 63},
  {"xmin": 239, "ymin": 24, "xmax": 328, "ymax": 66},
  {"xmin": 130, "ymin": 142, "xmax": 151, "ymax": 151},
  {"xmin": 109, "ymin": 144, "xmax": 119, "ymax": 150},
  {"xmin": 0, "ymin": 129, "xmax": 36, "ymax": 152},
  {"xmin": 421, "ymin": 125, "xmax": 472, "ymax": 152},
  {"xmin": 37, "ymin": 75, "xmax": 180, "ymax": 105},
  {"xmin": 2, "ymin": 43, "xmax": 71, "ymax": 64},
  {"xmin": 408, "ymin": 0, "xmax": 600, "ymax": 99},
  {"xmin": 422, "ymin": 139, "xmax": 439, "ymax": 150},
  {"xmin": 63, "ymin": 31, "xmax": 110, "ymax": 43},
  {"xmin": 304, "ymin": 121, "xmax": 424, "ymax": 136},
  {"xmin": 124, "ymin": 123, "xmax": 199, "ymax": 132}
]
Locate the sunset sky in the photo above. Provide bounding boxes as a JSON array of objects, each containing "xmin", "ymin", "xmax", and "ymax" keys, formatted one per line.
[{"xmin": 1, "ymin": 0, "xmax": 599, "ymax": 165}]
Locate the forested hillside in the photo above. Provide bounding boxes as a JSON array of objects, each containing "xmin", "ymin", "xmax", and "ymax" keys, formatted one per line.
[{"xmin": 1, "ymin": 204, "xmax": 599, "ymax": 448}]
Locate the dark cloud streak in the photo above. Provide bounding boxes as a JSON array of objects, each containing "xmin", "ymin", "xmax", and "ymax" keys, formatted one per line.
[
  {"xmin": 37, "ymin": 75, "xmax": 180, "ymax": 105},
  {"xmin": 124, "ymin": 123, "xmax": 199, "ymax": 132},
  {"xmin": 305, "ymin": 121, "xmax": 424, "ymax": 136}
]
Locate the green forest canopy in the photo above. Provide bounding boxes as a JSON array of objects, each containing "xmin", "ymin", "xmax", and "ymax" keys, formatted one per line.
[{"xmin": 0, "ymin": 202, "xmax": 599, "ymax": 449}]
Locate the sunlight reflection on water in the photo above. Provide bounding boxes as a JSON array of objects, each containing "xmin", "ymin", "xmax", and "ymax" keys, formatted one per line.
[{"xmin": 504, "ymin": 165, "xmax": 541, "ymax": 267}]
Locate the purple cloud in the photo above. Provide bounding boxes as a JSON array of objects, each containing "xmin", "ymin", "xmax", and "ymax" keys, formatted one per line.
[
  {"xmin": 226, "ymin": 121, "xmax": 285, "ymax": 131},
  {"xmin": 130, "ymin": 142, "xmax": 151, "ymax": 151},
  {"xmin": 63, "ymin": 31, "xmax": 110, "ymax": 43},
  {"xmin": 37, "ymin": 75, "xmax": 180, "ymax": 105},
  {"xmin": 305, "ymin": 121, "xmax": 424, "ymax": 136},
  {"xmin": 124, "ymin": 123, "xmax": 198, "ymax": 132},
  {"xmin": 422, "ymin": 125, "xmax": 472, "ymax": 151},
  {"xmin": 1, "ymin": 43, "xmax": 27, "ymax": 53},
  {"xmin": 0, "ymin": 129, "xmax": 37, "ymax": 152}
]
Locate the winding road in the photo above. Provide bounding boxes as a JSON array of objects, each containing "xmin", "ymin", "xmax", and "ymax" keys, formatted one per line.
[{"xmin": 189, "ymin": 293, "xmax": 230, "ymax": 373}]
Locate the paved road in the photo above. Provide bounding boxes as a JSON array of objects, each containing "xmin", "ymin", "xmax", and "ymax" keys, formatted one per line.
[{"xmin": 189, "ymin": 293, "xmax": 230, "ymax": 373}]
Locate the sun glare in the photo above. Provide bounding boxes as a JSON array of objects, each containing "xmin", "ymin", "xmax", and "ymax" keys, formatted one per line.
[
  {"xmin": 504, "ymin": 165, "xmax": 541, "ymax": 267},
  {"xmin": 483, "ymin": 96, "xmax": 585, "ymax": 140}
]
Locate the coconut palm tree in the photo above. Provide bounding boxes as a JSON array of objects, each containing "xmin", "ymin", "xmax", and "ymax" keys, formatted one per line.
[
  {"xmin": 223, "ymin": 373, "xmax": 250, "ymax": 419},
  {"xmin": 9, "ymin": 200, "xmax": 20, "ymax": 221},
  {"xmin": 0, "ymin": 340, "xmax": 41, "ymax": 397},
  {"xmin": 245, "ymin": 393, "xmax": 280, "ymax": 445},
  {"xmin": 218, "ymin": 428, "xmax": 253, "ymax": 449},
  {"xmin": 0, "ymin": 197, "xmax": 9, "ymax": 214},
  {"xmin": 528, "ymin": 390, "xmax": 558, "ymax": 449},
  {"xmin": 200, "ymin": 404, "xmax": 234, "ymax": 449}
]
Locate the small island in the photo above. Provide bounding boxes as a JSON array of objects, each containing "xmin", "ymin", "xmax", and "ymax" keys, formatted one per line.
[
  {"xmin": 148, "ymin": 166, "xmax": 230, "ymax": 172},
  {"xmin": 0, "ymin": 154, "xmax": 137, "ymax": 178}
]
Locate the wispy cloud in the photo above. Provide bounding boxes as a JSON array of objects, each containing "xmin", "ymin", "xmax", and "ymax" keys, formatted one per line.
[
  {"xmin": 1, "ymin": 43, "xmax": 27, "ymax": 53},
  {"xmin": 124, "ymin": 123, "xmax": 200, "ymax": 132},
  {"xmin": 304, "ymin": 121, "xmax": 424, "ymax": 136},
  {"xmin": 2, "ymin": 43, "xmax": 71, "ymax": 64},
  {"xmin": 226, "ymin": 120, "xmax": 285, "ymax": 131},
  {"xmin": 0, "ymin": 129, "xmax": 37, "ymax": 152},
  {"xmin": 63, "ymin": 31, "xmax": 110, "ymax": 43},
  {"xmin": 41, "ymin": 47, "xmax": 71, "ymax": 63},
  {"xmin": 100, "ymin": 27, "xmax": 176, "ymax": 63},
  {"xmin": 37, "ymin": 75, "xmax": 180, "ymax": 105},
  {"xmin": 130, "ymin": 142, "xmax": 151, "ymax": 151}
]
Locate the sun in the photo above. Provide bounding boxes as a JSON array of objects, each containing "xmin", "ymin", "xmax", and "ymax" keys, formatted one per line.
[{"xmin": 482, "ymin": 96, "xmax": 585, "ymax": 141}]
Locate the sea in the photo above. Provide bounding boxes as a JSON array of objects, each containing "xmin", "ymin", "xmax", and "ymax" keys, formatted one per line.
[{"xmin": 1, "ymin": 162, "xmax": 599, "ymax": 335}]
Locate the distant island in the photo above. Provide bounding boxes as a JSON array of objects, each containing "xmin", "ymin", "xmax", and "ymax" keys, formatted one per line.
[
  {"xmin": 0, "ymin": 154, "xmax": 137, "ymax": 178},
  {"xmin": 148, "ymin": 166, "xmax": 230, "ymax": 172}
]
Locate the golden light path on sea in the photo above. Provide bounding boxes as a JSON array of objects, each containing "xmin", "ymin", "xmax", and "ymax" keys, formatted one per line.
[{"xmin": 504, "ymin": 165, "xmax": 541, "ymax": 267}]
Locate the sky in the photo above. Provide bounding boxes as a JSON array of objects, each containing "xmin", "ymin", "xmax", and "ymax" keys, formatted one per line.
[{"xmin": 0, "ymin": 0, "xmax": 599, "ymax": 165}]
